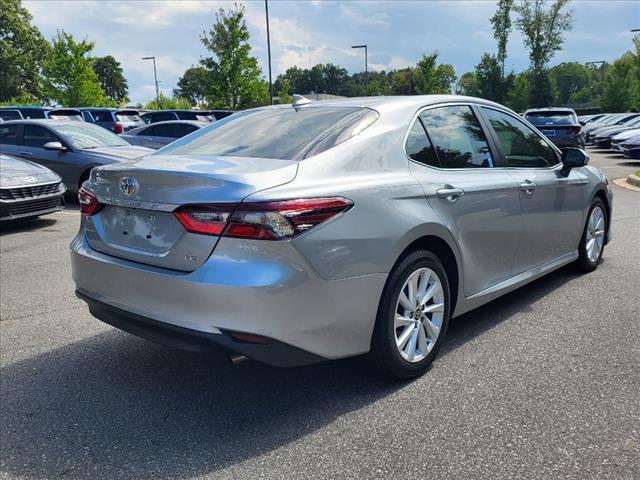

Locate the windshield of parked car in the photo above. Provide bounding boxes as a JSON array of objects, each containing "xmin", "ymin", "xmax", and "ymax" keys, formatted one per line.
[
  {"xmin": 53, "ymin": 123, "xmax": 130, "ymax": 149},
  {"xmin": 157, "ymin": 106, "xmax": 379, "ymax": 160},
  {"xmin": 525, "ymin": 112, "xmax": 576, "ymax": 126}
]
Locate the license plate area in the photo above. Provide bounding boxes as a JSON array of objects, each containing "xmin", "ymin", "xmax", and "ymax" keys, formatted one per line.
[{"xmin": 98, "ymin": 205, "xmax": 182, "ymax": 254}]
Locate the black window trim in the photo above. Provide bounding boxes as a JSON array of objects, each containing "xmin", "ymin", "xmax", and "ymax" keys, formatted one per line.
[
  {"xmin": 478, "ymin": 105, "xmax": 563, "ymax": 171},
  {"xmin": 403, "ymin": 101, "xmax": 506, "ymax": 171}
]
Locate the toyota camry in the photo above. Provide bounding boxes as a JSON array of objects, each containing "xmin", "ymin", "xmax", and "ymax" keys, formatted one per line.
[{"xmin": 71, "ymin": 96, "xmax": 612, "ymax": 378}]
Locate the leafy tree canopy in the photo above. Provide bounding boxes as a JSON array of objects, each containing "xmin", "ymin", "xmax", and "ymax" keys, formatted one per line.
[{"xmin": 93, "ymin": 55, "xmax": 128, "ymax": 104}]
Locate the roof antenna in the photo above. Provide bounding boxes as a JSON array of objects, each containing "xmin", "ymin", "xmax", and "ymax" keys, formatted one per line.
[{"xmin": 292, "ymin": 94, "xmax": 312, "ymax": 109}]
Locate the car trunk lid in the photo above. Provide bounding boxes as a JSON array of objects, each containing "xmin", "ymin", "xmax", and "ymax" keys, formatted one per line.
[{"xmin": 84, "ymin": 154, "xmax": 298, "ymax": 271}]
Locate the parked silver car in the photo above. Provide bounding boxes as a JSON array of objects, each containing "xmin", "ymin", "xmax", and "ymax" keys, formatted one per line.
[
  {"xmin": 0, "ymin": 120, "xmax": 152, "ymax": 193},
  {"xmin": 71, "ymin": 96, "xmax": 613, "ymax": 378},
  {"xmin": 0, "ymin": 154, "xmax": 67, "ymax": 221},
  {"xmin": 120, "ymin": 120, "xmax": 207, "ymax": 149}
]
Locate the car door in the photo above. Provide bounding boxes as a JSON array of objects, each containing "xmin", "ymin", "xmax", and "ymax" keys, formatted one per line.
[
  {"xmin": 479, "ymin": 106, "xmax": 587, "ymax": 274},
  {"xmin": 408, "ymin": 104, "xmax": 522, "ymax": 297},
  {"xmin": 20, "ymin": 124, "xmax": 74, "ymax": 185}
]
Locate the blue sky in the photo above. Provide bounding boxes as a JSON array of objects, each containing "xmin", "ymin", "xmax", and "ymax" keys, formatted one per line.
[{"xmin": 24, "ymin": 0, "xmax": 640, "ymax": 104}]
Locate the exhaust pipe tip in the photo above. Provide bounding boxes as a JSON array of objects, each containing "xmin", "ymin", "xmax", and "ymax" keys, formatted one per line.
[{"xmin": 228, "ymin": 353, "xmax": 248, "ymax": 365}]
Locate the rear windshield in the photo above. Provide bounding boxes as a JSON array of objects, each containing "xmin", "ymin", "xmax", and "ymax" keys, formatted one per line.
[
  {"xmin": 158, "ymin": 107, "xmax": 379, "ymax": 160},
  {"xmin": 525, "ymin": 112, "xmax": 575, "ymax": 126},
  {"xmin": 116, "ymin": 111, "xmax": 142, "ymax": 123}
]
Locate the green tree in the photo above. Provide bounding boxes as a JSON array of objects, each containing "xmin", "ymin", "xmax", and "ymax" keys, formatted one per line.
[
  {"xmin": 0, "ymin": 0, "xmax": 50, "ymax": 102},
  {"xmin": 600, "ymin": 53, "xmax": 635, "ymax": 112},
  {"xmin": 200, "ymin": 4, "xmax": 269, "ymax": 109},
  {"xmin": 92, "ymin": 55, "xmax": 128, "ymax": 104},
  {"xmin": 143, "ymin": 92, "xmax": 192, "ymax": 110},
  {"xmin": 174, "ymin": 66, "xmax": 210, "ymax": 106},
  {"xmin": 490, "ymin": 0, "xmax": 514, "ymax": 78},
  {"xmin": 514, "ymin": 0, "xmax": 573, "ymax": 106},
  {"xmin": 474, "ymin": 53, "xmax": 504, "ymax": 102},
  {"xmin": 413, "ymin": 53, "xmax": 457, "ymax": 94},
  {"xmin": 548, "ymin": 62, "xmax": 594, "ymax": 105},
  {"xmin": 456, "ymin": 72, "xmax": 479, "ymax": 96},
  {"xmin": 389, "ymin": 68, "xmax": 415, "ymax": 95},
  {"xmin": 277, "ymin": 78, "xmax": 292, "ymax": 104},
  {"xmin": 505, "ymin": 71, "xmax": 530, "ymax": 112}
]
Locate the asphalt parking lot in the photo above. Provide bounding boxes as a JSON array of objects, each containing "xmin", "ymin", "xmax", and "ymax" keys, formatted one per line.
[{"xmin": 1, "ymin": 149, "xmax": 638, "ymax": 480}]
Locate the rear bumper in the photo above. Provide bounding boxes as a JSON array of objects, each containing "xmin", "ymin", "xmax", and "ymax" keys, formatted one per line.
[
  {"xmin": 76, "ymin": 290, "xmax": 324, "ymax": 367},
  {"xmin": 70, "ymin": 233, "xmax": 387, "ymax": 364}
]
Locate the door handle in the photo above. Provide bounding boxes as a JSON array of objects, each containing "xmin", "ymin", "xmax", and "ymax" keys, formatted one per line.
[
  {"xmin": 519, "ymin": 180, "xmax": 537, "ymax": 195},
  {"xmin": 436, "ymin": 185, "xmax": 465, "ymax": 202},
  {"xmin": 18, "ymin": 150, "xmax": 33, "ymax": 156}
]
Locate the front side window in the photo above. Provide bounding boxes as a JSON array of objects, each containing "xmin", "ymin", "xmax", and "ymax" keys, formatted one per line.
[
  {"xmin": 0, "ymin": 125, "xmax": 19, "ymax": 145},
  {"xmin": 482, "ymin": 107, "xmax": 559, "ymax": 168},
  {"xmin": 419, "ymin": 105, "xmax": 494, "ymax": 168},
  {"xmin": 405, "ymin": 119, "xmax": 438, "ymax": 167},
  {"xmin": 23, "ymin": 125, "xmax": 60, "ymax": 148},
  {"xmin": 158, "ymin": 107, "xmax": 379, "ymax": 160}
]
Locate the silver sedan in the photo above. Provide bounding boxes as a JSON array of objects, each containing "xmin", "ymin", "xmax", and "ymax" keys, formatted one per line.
[{"xmin": 71, "ymin": 95, "xmax": 612, "ymax": 378}]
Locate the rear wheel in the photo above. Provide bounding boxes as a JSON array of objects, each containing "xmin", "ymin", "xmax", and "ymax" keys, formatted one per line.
[
  {"xmin": 574, "ymin": 199, "xmax": 607, "ymax": 272},
  {"xmin": 371, "ymin": 250, "xmax": 450, "ymax": 379}
]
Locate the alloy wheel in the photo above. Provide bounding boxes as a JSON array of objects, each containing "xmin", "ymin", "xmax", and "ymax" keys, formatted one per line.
[
  {"xmin": 585, "ymin": 206, "xmax": 605, "ymax": 264},
  {"xmin": 394, "ymin": 268, "xmax": 444, "ymax": 363}
]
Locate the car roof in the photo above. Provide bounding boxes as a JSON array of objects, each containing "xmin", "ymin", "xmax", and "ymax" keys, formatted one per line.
[
  {"xmin": 524, "ymin": 107, "xmax": 576, "ymax": 113},
  {"xmin": 138, "ymin": 120, "xmax": 207, "ymax": 126}
]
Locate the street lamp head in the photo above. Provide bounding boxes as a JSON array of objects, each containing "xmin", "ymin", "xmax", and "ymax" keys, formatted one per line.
[
  {"xmin": 351, "ymin": 45, "xmax": 366, "ymax": 49},
  {"xmin": 141, "ymin": 56, "xmax": 155, "ymax": 60}
]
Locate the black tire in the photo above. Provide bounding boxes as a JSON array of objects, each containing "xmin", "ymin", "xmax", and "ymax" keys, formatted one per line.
[
  {"xmin": 574, "ymin": 199, "xmax": 607, "ymax": 273},
  {"xmin": 371, "ymin": 250, "xmax": 451, "ymax": 379}
]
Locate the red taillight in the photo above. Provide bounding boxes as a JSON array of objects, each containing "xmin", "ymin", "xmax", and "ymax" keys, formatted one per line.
[
  {"xmin": 78, "ymin": 187, "xmax": 102, "ymax": 216},
  {"xmin": 174, "ymin": 205, "xmax": 235, "ymax": 235},
  {"xmin": 229, "ymin": 332, "xmax": 269, "ymax": 344},
  {"xmin": 174, "ymin": 197, "xmax": 353, "ymax": 240},
  {"xmin": 113, "ymin": 123, "xmax": 124, "ymax": 134}
]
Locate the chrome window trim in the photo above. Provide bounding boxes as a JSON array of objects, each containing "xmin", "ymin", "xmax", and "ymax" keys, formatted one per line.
[{"xmin": 402, "ymin": 101, "xmax": 505, "ymax": 172}]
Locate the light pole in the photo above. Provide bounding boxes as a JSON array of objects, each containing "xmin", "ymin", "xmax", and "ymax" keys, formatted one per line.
[
  {"xmin": 351, "ymin": 44, "xmax": 368, "ymax": 96},
  {"xmin": 265, "ymin": 0, "xmax": 273, "ymax": 104},
  {"xmin": 142, "ymin": 56, "xmax": 160, "ymax": 105}
]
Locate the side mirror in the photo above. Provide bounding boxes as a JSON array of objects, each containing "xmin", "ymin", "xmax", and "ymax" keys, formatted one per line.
[
  {"xmin": 561, "ymin": 147, "xmax": 589, "ymax": 174},
  {"xmin": 43, "ymin": 141, "xmax": 67, "ymax": 151},
  {"xmin": 579, "ymin": 120, "xmax": 586, "ymax": 126}
]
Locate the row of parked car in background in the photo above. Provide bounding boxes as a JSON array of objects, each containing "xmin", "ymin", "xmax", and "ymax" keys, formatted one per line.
[
  {"xmin": 521, "ymin": 107, "xmax": 640, "ymax": 159},
  {"xmin": 0, "ymin": 101, "xmax": 637, "ymax": 223}
]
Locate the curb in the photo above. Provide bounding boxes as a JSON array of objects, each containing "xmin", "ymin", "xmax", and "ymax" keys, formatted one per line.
[
  {"xmin": 612, "ymin": 177, "xmax": 640, "ymax": 192},
  {"xmin": 627, "ymin": 174, "xmax": 640, "ymax": 188}
]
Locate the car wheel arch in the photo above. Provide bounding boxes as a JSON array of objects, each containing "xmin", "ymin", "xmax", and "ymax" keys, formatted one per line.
[
  {"xmin": 389, "ymin": 228, "xmax": 461, "ymax": 316},
  {"xmin": 593, "ymin": 188, "xmax": 611, "ymax": 242}
]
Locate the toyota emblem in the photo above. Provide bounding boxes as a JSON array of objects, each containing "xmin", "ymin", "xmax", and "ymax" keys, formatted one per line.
[{"xmin": 119, "ymin": 176, "xmax": 138, "ymax": 196}]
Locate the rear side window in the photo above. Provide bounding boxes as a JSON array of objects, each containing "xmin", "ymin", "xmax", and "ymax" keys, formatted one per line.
[
  {"xmin": 419, "ymin": 105, "xmax": 494, "ymax": 168},
  {"xmin": 0, "ymin": 110, "xmax": 22, "ymax": 121},
  {"xmin": 0, "ymin": 125, "xmax": 19, "ymax": 145},
  {"xmin": 482, "ymin": 108, "xmax": 559, "ymax": 168},
  {"xmin": 405, "ymin": 120, "xmax": 438, "ymax": 167},
  {"xmin": 147, "ymin": 124, "xmax": 175, "ymax": 137},
  {"xmin": 525, "ymin": 112, "xmax": 576, "ymax": 126},
  {"xmin": 23, "ymin": 125, "xmax": 60, "ymax": 148},
  {"xmin": 158, "ymin": 107, "xmax": 379, "ymax": 160},
  {"xmin": 175, "ymin": 124, "xmax": 199, "ymax": 137}
]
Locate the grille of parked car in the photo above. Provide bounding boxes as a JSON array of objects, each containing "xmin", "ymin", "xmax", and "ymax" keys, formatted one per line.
[
  {"xmin": 0, "ymin": 195, "xmax": 63, "ymax": 218},
  {"xmin": 0, "ymin": 182, "xmax": 62, "ymax": 201}
]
